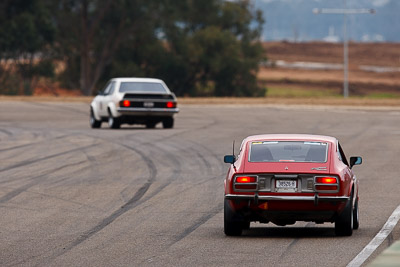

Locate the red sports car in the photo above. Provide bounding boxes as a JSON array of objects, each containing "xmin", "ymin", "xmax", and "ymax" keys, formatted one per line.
[{"xmin": 224, "ymin": 134, "xmax": 362, "ymax": 236}]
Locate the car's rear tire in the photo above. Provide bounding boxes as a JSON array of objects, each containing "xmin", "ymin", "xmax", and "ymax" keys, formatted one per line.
[
  {"xmin": 224, "ymin": 199, "xmax": 243, "ymax": 236},
  {"xmin": 353, "ymin": 198, "xmax": 360, "ymax": 230},
  {"xmin": 108, "ymin": 111, "xmax": 120, "ymax": 129},
  {"xmin": 162, "ymin": 117, "xmax": 174, "ymax": 129},
  {"xmin": 90, "ymin": 109, "xmax": 101, "ymax": 128},
  {"xmin": 335, "ymin": 193, "xmax": 354, "ymax": 236}
]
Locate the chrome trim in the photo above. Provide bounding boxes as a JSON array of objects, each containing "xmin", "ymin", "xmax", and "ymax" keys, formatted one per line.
[
  {"xmin": 311, "ymin": 167, "xmax": 327, "ymax": 171},
  {"xmin": 224, "ymin": 194, "xmax": 349, "ymax": 202}
]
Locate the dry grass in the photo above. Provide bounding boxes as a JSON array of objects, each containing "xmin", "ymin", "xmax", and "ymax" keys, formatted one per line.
[
  {"xmin": 260, "ymin": 42, "xmax": 400, "ymax": 97},
  {"xmin": 263, "ymin": 42, "xmax": 400, "ymax": 67}
]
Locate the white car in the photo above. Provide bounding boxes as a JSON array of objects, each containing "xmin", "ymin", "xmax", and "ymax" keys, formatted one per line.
[{"xmin": 90, "ymin": 78, "xmax": 179, "ymax": 129}]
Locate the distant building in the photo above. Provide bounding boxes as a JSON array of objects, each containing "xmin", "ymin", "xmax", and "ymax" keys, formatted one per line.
[
  {"xmin": 323, "ymin": 26, "xmax": 340, "ymax": 43},
  {"xmin": 361, "ymin": 34, "xmax": 385, "ymax": 42}
]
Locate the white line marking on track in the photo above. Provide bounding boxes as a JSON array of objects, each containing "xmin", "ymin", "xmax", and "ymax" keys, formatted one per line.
[{"xmin": 347, "ymin": 205, "xmax": 400, "ymax": 267}]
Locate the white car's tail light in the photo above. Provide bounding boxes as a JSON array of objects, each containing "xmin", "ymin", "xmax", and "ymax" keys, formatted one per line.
[
  {"xmin": 166, "ymin": 101, "xmax": 176, "ymax": 108},
  {"xmin": 121, "ymin": 100, "xmax": 131, "ymax": 107}
]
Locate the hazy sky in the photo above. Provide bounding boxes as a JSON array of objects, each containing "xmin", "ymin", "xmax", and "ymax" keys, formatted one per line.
[
  {"xmin": 253, "ymin": 0, "xmax": 398, "ymax": 41},
  {"xmin": 256, "ymin": 0, "xmax": 391, "ymax": 7}
]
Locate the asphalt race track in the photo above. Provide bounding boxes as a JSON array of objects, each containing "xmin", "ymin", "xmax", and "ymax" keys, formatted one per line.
[{"xmin": 1, "ymin": 101, "xmax": 400, "ymax": 266}]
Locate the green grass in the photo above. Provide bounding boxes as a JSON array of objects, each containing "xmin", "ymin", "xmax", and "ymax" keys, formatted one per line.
[
  {"xmin": 363, "ymin": 92, "xmax": 400, "ymax": 99},
  {"xmin": 266, "ymin": 87, "xmax": 342, "ymax": 98},
  {"xmin": 265, "ymin": 87, "xmax": 400, "ymax": 99}
]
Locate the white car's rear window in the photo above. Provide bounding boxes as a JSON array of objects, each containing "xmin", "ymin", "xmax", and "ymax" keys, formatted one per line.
[
  {"xmin": 249, "ymin": 141, "xmax": 328, "ymax": 163},
  {"xmin": 119, "ymin": 82, "xmax": 167, "ymax": 93}
]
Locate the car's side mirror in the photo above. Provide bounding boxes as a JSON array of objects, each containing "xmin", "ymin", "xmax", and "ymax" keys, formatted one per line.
[
  {"xmin": 224, "ymin": 155, "xmax": 236, "ymax": 164},
  {"xmin": 350, "ymin": 156, "xmax": 362, "ymax": 169}
]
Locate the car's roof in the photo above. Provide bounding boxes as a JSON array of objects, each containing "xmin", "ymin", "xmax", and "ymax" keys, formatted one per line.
[
  {"xmin": 243, "ymin": 134, "xmax": 337, "ymax": 143},
  {"xmin": 111, "ymin": 77, "xmax": 164, "ymax": 83}
]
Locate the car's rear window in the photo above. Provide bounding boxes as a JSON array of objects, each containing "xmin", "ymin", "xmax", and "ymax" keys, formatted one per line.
[
  {"xmin": 119, "ymin": 82, "xmax": 167, "ymax": 93},
  {"xmin": 249, "ymin": 141, "xmax": 328, "ymax": 163}
]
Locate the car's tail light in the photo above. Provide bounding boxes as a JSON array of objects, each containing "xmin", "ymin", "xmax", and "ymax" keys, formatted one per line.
[
  {"xmin": 315, "ymin": 176, "xmax": 338, "ymax": 192},
  {"xmin": 121, "ymin": 100, "xmax": 131, "ymax": 107},
  {"xmin": 166, "ymin": 102, "xmax": 176, "ymax": 108},
  {"xmin": 236, "ymin": 176, "xmax": 257, "ymax": 183},
  {"xmin": 234, "ymin": 176, "xmax": 257, "ymax": 191},
  {"xmin": 316, "ymin": 177, "xmax": 337, "ymax": 184}
]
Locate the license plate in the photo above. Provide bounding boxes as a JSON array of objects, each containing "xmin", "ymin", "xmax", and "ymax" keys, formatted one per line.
[
  {"xmin": 276, "ymin": 180, "xmax": 297, "ymax": 192},
  {"xmin": 144, "ymin": 102, "xmax": 154, "ymax": 108}
]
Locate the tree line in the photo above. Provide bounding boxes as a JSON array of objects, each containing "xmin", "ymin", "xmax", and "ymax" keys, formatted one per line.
[{"xmin": 0, "ymin": 0, "xmax": 266, "ymax": 96}]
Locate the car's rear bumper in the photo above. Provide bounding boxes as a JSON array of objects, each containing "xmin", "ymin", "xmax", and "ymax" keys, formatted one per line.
[
  {"xmin": 225, "ymin": 193, "xmax": 349, "ymax": 205},
  {"xmin": 117, "ymin": 107, "xmax": 179, "ymax": 116},
  {"xmin": 225, "ymin": 193, "xmax": 349, "ymax": 224}
]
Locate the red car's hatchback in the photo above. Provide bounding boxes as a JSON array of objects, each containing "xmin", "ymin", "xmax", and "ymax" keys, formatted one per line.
[{"xmin": 224, "ymin": 134, "xmax": 362, "ymax": 236}]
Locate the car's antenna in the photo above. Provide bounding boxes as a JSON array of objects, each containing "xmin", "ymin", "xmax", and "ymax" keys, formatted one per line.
[{"xmin": 232, "ymin": 140, "xmax": 237, "ymax": 171}]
